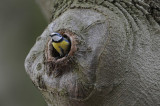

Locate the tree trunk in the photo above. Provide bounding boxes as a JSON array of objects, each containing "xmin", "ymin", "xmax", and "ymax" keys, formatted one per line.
[{"xmin": 25, "ymin": 0, "xmax": 160, "ymax": 106}]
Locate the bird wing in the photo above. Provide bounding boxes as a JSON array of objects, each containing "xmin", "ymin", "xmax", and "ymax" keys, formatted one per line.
[{"xmin": 59, "ymin": 47, "xmax": 64, "ymax": 56}]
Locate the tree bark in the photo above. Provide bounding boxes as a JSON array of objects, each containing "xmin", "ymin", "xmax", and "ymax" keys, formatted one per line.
[{"xmin": 25, "ymin": 0, "xmax": 160, "ymax": 106}]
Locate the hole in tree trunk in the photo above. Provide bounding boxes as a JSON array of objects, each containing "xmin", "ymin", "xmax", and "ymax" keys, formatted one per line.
[{"xmin": 46, "ymin": 29, "xmax": 77, "ymax": 63}]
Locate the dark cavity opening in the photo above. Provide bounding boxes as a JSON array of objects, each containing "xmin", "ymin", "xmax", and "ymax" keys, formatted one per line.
[{"xmin": 51, "ymin": 34, "xmax": 71, "ymax": 59}]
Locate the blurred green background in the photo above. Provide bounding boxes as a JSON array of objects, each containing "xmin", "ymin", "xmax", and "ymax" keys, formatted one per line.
[{"xmin": 0, "ymin": 0, "xmax": 47, "ymax": 106}]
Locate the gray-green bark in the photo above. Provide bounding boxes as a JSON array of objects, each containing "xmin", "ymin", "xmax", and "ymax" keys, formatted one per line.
[{"xmin": 25, "ymin": 0, "xmax": 160, "ymax": 106}]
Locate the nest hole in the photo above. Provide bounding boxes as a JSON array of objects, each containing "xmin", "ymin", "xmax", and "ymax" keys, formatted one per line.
[{"xmin": 47, "ymin": 29, "xmax": 77, "ymax": 62}]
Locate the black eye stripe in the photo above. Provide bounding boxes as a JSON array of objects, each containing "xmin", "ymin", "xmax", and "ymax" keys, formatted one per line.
[
  {"xmin": 51, "ymin": 34, "xmax": 57, "ymax": 37},
  {"xmin": 52, "ymin": 34, "xmax": 62, "ymax": 37}
]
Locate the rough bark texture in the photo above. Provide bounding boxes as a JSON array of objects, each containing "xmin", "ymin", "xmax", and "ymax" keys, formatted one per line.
[{"xmin": 25, "ymin": 0, "xmax": 160, "ymax": 106}]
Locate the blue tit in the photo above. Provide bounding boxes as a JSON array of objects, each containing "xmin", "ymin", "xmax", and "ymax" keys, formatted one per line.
[{"xmin": 49, "ymin": 32, "xmax": 70, "ymax": 57}]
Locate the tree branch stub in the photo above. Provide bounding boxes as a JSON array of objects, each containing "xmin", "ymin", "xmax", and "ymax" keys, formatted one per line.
[{"xmin": 25, "ymin": 1, "xmax": 160, "ymax": 106}]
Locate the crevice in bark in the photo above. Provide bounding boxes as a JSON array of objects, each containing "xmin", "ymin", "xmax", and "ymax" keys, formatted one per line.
[{"xmin": 36, "ymin": 0, "xmax": 160, "ymax": 25}]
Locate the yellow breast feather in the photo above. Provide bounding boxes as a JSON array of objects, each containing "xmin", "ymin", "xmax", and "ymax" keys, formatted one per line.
[{"xmin": 52, "ymin": 40, "xmax": 70, "ymax": 56}]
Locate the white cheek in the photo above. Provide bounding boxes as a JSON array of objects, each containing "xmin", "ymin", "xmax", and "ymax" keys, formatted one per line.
[{"xmin": 52, "ymin": 36, "xmax": 62, "ymax": 41}]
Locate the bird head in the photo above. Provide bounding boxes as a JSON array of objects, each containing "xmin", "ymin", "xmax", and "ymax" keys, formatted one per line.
[{"xmin": 49, "ymin": 32, "xmax": 63, "ymax": 42}]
